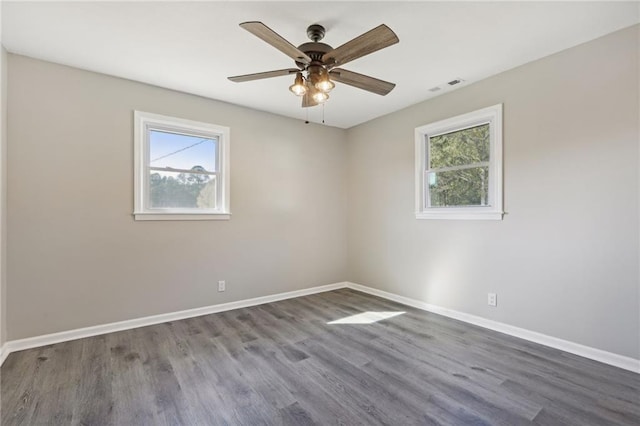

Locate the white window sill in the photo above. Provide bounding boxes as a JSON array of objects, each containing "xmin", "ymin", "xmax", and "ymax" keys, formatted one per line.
[
  {"xmin": 134, "ymin": 212, "xmax": 231, "ymax": 221},
  {"xmin": 415, "ymin": 210, "xmax": 504, "ymax": 220}
]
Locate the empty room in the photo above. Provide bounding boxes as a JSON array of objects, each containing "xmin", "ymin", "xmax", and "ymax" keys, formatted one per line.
[{"xmin": 0, "ymin": 1, "xmax": 638, "ymax": 425}]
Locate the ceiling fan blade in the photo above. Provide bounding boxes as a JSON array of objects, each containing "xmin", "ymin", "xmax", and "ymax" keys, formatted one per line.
[
  {"xmin": 240, "ymin": 21, "xmax": 312, "ymax": 65},
  {"xmin": 322, "ymin": 24, "xmax": 398, "ymax": 68},
  {"xmin": 301, "ymin": 92, "xmax": 319, "ymax": 108},
  {"xmin": 228, "ymin": 68, "xmax": 300, "ymax": 83},
  {"xmin": 329, "ymin": 68, "xmax": 396, "ymax": 96}
]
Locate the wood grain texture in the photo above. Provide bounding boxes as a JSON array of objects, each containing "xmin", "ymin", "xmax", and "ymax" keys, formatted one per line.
[
  {"xmin": 2, "ymin": 289, "xmax": 639, "ymax": 425},
  {"xmin": 228, "ymin": 68, "xmax": 299, "ymax": 83},
  {"xmin": 329, "ymin": 68, "xmax": 396, "ymax": 96},
  {"xmin": 322, "ymin": 24, "xmax": 399, "ymax": 67},
  {"xmin": 239, "ymin": 22, "xmax": 311, "ymax": 64}
]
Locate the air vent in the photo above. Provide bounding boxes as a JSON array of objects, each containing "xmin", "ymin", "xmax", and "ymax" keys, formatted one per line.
[
  {"xmin": 429, "ymin": 86, "xmax": 441, "ymax": 92},
  {"xmin": 448, "ymin": 78, "xmax": 464, "ymax": 86}
]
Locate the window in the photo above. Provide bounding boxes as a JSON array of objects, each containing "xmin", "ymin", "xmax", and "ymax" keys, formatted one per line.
[
  {"xmin": 415, "ymin": 104, "xmax": 503, "ymax": 220},
  {"xmin": 134, "ymin": 111, "xmax": 230, "ymax": 220}
]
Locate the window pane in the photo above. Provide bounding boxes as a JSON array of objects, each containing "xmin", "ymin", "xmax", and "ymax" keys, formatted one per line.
[
  {"xmin": 149, "ymin": 130, "xmax": 217, "ymax": 172},
  {"xmin": 149, "ymin": 171, "xmax": 217, "ymax": 209},
  {"xmin": 429, "ymin": 123, "xmax": 489, "ymax": 169},
  {"xmin": 428, "ymin": 166, "xmax": 489, "ymax": 207}
]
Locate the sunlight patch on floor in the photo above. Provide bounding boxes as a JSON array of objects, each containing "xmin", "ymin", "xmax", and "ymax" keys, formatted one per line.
[{"xmin": 327, "ymin": 311, "xmax": 405, "ymax": 325}]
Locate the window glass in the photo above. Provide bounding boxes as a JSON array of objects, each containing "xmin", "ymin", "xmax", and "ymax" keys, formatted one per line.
[
  {"xmin": 427, "ymin": 166, "xmax": 489, "ymax": 207},
  {"xmin": 429, "ymin": 124, "xmax": 489, "ymax": 169},
  {"xmin": 149, "ymin": 171, "xmax": 217, "ymax": 209},
  {"xmin": 149, "ymin": 130, "xmax": 217, "ymax": 172}
]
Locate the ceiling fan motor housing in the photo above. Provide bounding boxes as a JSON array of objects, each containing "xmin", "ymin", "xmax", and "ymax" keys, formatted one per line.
[
  {"xmin": 294, "ymin": 24, "xmax": 334, "ymax": 69},
  {"xmin": 295, "ymin": 42, "xmax": 333, "ymax": 69}
]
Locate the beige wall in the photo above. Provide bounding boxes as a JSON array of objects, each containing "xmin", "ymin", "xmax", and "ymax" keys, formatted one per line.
[
  {"xmin": 347, "ymin": 25, "xmax": 640, "ymax": 359},
  {"xmin": 7, "ymin": 55, "xmax": 348, "ymax": 340}
]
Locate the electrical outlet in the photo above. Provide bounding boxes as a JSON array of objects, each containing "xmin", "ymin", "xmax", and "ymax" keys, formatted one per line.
[
  {"xmin": 488, "ymin": 293, "xmax": 497, "ymax": 307},
  {"xmin": 218, "ymin": 280, "xmax": 226, "ymax": 292}
]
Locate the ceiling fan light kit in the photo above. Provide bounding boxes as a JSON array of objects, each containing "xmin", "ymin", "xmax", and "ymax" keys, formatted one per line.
[
  {"xmin": 289, "ymin": 72, "xmax": 307, "ymax": 96},
  {"xmin": 311, "ymin": 89, "xmax": 329, "ymax": 104},
  {"xmin": 228, "ymin": 21, "xmax": 399, "ymax": 108},
  {"xmin": 315, "ymin": 77, "xmax": 335, "ymax": 93}
]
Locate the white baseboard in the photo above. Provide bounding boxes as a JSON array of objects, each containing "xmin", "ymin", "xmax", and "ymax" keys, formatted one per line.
[
  {"xmin": 0, "ymin": 282, "xmax": 348, "ymax": 366},
  {"xmin": 345, "ymin": 282, "xmax": 640, "ymax": 374},
  {"xmin": 0, "ymin": 342, "xmax": 7, "ymax": 366},
  {"xmin": 2, "ymin": 280, "xmax": 638, "ymax": 375}
]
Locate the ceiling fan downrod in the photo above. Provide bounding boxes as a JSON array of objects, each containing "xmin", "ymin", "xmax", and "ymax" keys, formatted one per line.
[{"xmin": 306, "ymin": 24, "xmax": 326, "ymax": 42}]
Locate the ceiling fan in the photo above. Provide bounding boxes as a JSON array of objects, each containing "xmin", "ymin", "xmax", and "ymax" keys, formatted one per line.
[{"xmin": 228, "ymin": 21, "xmax": 399, "ymax": 108}]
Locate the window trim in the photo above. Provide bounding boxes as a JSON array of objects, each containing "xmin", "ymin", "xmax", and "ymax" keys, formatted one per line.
[
  {"xmin": 134, "ymin": 111, "xmax": 230, "ymax": 221},
  {"xmin": 415, "ymin": 104, "xmax": 503, "ymax": 220}
]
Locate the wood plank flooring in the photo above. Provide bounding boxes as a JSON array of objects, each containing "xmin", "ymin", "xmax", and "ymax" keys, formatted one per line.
[{"xmin": 1, "ymin": 288, "xmax": 639, "ymax": 425}]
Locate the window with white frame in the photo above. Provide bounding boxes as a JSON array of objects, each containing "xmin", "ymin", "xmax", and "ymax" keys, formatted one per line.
[
  {"xmin": 134, "ymin": 111, "xmax": 230, "ymax": 221},
  {"xmin": 415, "ymin": 104, "xmax": 503, "ymax": 220}
]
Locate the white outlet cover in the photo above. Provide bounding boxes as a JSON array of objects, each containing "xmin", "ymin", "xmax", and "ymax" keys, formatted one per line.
[{"xmin": 488, "ymin": 293, "xmax": 497, "ymax": 307}]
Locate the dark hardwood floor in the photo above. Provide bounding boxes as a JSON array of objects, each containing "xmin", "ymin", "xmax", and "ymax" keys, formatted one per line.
[{"xmin": 1, "ymin": 288, "xmax": 639, "ymax": 425}]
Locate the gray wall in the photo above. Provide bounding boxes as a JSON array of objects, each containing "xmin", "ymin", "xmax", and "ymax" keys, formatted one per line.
[
  {"xmin": 5, "ymin": 25, "xmax": 639, "ymax": 361},
  {"xmin": 7, "ymin": 55, "xmax": 348, "ymax": 340},
  {"xmin": 1, "ymin": 45, "xmax": 6, "ymax": 347},
  {"xmin": 346, "ymin": 25, "xmax": 639, "ymax": 359}
]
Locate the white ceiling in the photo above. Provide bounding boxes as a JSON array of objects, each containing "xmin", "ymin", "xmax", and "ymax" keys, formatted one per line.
[{"xmin": 2, "ymin": 1, "xmax": 639, "ymax": 128}]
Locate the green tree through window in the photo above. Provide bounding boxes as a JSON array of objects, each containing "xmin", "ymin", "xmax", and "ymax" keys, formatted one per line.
[
  {"xmin": 415, "ymin": 103, "xmax": 502, "ymax": 220},
  {"xmin": 428, "ymin": 124, "xmax": 490, "ymax": 207},
  {"xmin": 149, "ymin": 166, "xmax": 215, "ymax": 208}
]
